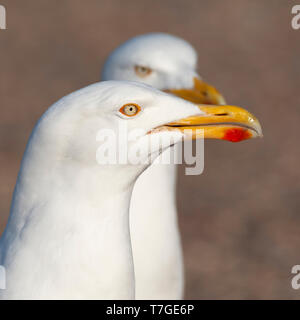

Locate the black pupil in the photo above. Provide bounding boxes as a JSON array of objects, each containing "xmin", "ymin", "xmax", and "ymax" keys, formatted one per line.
[{"xmin": 127, "ymin": 105, "xmax": 135, "ymax": 113}]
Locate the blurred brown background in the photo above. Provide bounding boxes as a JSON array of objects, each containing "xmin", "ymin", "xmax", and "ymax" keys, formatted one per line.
[{"xmin": 0, "ymin": 0, "xmax": 299, "ymax": 299}]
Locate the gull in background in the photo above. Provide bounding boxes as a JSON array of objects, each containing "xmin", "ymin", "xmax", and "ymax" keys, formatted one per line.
[{"xmin": 102, "ymin": 33, "xmax": 261, "ymax": 299}]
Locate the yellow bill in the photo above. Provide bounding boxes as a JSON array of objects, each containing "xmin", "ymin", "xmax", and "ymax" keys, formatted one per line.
[
  {"xmin": 165, "ymin": 77, "xmax": 226, "ymax": 105},
  {"xmin": 156, "ymin": 105, "xmax": 263, "ymax": 142}
]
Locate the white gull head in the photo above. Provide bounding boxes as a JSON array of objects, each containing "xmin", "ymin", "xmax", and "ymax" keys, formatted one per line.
[
  {"xmin": 102, "ymin": 33, "xmax": 198, "ymax": 90},
  {"xmin": 0, "ymin": 81, "xmax": 203, "ymax": 299}
]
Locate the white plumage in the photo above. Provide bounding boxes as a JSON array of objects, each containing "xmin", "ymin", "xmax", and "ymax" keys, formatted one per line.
[
  {"xmin": 102, "ymin": 34, "xmax": 262, "ymax": 300},
  {"xmin": 0, "ymin": 81, "xmax": 203, "ymax": 299},
  {"xmin": 102, "ymin": 33, "xmax": 220, "ymax": 299},
  {"xmin": 0, "ymin": 34, "xmax": 261, "ymax": 300}
]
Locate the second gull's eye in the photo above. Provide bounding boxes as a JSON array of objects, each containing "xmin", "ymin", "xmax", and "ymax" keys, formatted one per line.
[{"xmin": 134, "ymin": 65, "xmax": 152, "ymax": 77}]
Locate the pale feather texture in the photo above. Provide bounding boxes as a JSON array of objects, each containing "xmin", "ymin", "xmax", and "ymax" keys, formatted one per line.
[
  {"xmin": 102, "ymin": 33, "xmax": 198, "ymax": 90},
  {"xmin": 0, "ymin": 81, "xmax": 201, "ymax": 299},
  {"xmin": 102, "ymin": 33, "xmax": 200, "ymax": 299}
]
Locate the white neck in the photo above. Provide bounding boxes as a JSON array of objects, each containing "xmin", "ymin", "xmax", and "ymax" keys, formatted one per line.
[
  {"xmin": 1, "ymin": 141, "xmax": 137, "ymax": 299},
  {"xmin": 130, "ymin": 147, "xmax": 184, "ymax": 299}
]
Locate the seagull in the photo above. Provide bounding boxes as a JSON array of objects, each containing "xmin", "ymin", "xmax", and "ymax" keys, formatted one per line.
[
  {"xmin": 0, "ymin": 81, "xmax": 261, "ymax": 299},
  {"xmin": 101, "ymin": 33, "xmax": 233, "ymax": 299}
]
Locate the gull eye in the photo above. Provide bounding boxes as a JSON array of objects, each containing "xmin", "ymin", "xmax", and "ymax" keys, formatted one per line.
[
  {"xmin": 119, "ymin": 103, "xmax": 141, "ymax": 117},
  {"xmin": 134, "ymin": 65, "xmax": 152, "ymax": 77}
]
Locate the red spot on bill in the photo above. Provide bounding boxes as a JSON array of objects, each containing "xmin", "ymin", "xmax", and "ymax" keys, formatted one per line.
[{"xmin": 223, "ymin": 128, "xmax": 251, "ymax": 142}]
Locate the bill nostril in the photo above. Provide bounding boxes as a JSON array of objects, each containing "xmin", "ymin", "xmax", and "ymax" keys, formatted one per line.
[
  {"xmin": 201, "ymin": 91, "xmax": 208, "ymax": 97},
  {"xmin": 215, "ymin": 113, "xmax": 229, "ymax": 116}
]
